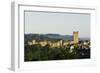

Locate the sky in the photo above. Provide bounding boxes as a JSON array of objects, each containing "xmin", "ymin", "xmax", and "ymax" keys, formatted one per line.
[{"xmin": 25, "ymin": 11, "xmax": 90, "ymax": 38}]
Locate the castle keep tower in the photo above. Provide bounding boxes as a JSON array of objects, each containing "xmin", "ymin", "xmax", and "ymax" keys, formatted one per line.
[{"xmin": 73, "ymin": 31, "xmax": 79, "ymax": 44}]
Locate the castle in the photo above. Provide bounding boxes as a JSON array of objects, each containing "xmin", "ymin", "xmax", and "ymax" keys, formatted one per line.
[{"xmin": 28, "ymin": 31, "xmax": 79, "ymax": 48}]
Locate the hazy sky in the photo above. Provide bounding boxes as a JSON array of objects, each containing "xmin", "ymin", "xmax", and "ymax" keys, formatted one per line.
[{"xmin": 25, "ymin": 11, "xmax": 90, "ymax": 38}]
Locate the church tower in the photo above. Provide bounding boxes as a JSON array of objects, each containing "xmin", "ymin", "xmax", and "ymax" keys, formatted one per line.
[{"xmin": 73, "ymin": 31, "xmax": 79, "ymax": 44}]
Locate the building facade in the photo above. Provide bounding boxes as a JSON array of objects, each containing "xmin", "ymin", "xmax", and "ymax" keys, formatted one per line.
[{"xmin": 73, "ymin": 31, "xmax": 79, "ymax": 44}]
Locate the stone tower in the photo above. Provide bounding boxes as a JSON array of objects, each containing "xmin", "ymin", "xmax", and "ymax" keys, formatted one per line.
[{"xmin": 73, "ymin": 31, "xmax": 79, "ymax": 44}]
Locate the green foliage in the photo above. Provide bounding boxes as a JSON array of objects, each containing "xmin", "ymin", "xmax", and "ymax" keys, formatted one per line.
[{"xmin": 24, "ymin": 44, "xmax": 90, "ymax": 61}]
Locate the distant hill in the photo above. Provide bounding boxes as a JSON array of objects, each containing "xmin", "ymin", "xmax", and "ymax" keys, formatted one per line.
[
  {"xmin": 24, "ymin": 33, "xmax": 73, "ymax": 42},
  {"xmin": 45, "ymin": 33, "xmax": 73, "ymax": 40},
  {"xmin": 79, "ymin": 37, "xmax": 90, "ymax": 41},
  {"xmin": 24, "ymin": 33, "xmax": 90, "ymax": 43}
]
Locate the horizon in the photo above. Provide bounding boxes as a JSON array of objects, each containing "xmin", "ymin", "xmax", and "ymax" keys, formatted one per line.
[{"xmin": 24, "ymin": 33, "xmax": 90, "ymax": 39}]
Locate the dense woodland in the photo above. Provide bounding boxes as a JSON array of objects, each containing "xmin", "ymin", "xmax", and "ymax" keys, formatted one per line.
[{"xmin": 24, "ymin": 44, "xmax": 90, "ymax": 61}]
